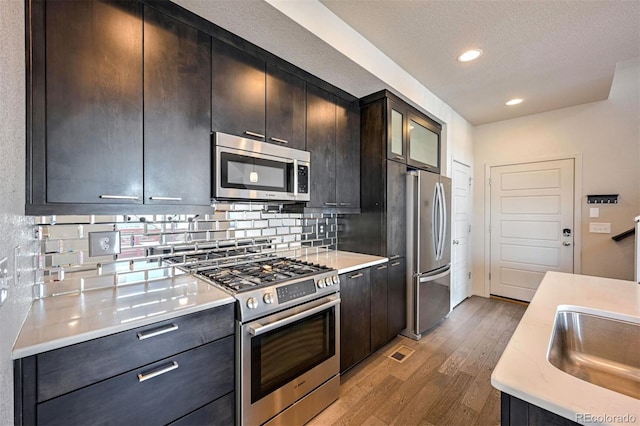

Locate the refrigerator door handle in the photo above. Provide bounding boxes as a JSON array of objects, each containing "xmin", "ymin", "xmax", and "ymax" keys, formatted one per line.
[
  {"xmin": 437, "ymin": 182, "xmax": 447, "ymax": 261},
  {"xmin": 432, "ymin": 181, "xmax": 440, "ymax": 258},
  {"xmin": 417, "ymin": 264, "xmax": 451, "ymax": 282}
]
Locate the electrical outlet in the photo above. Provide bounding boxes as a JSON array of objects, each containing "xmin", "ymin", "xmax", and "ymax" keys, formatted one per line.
[
  {"xmin": 589, "ymin": 223, "xmax": 611, "ymax": 234},
  {"xmin": 318, "ymin": 224, "xmax": 326, "ymax": 234},
  {"xmin": 88, "ymin": 231, "xmax": 121, "ymax": 256}
]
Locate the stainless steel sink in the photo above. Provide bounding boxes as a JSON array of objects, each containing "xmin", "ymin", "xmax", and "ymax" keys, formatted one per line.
[{"xmin": 548, "ymin": 310, "xmax": 640, "ymax": 400}]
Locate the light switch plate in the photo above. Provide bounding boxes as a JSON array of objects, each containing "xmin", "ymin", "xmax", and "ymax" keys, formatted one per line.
[
  {"xmin": 88, "ymin": 231, "xmax": 121, "ymax": 256},
  {"xmin": 589, "ymin": 223, "xmax": 611, "ymax": 234},
  {"xmin": 589, "ymin": 207, "xmax": 599, "ymax": 218}
]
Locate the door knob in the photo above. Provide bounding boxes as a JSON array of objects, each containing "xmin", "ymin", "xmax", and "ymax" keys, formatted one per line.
[{"xmin": 562, "ymin": 241, "xmax": 572, "ymax": 246}]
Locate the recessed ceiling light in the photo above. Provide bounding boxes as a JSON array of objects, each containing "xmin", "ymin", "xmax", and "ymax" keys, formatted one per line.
[
  {"xmin": 505, "ymin": 98, "xmax": 523, "ymax": 106},
  {"xmin": 457, "ymin": 49, "xmax": 483, "ymax": 62}
]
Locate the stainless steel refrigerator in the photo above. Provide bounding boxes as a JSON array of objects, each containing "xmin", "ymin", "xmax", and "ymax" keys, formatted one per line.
[{"xmin": 402, "ymin": 170, "xmax": 451, "ymax": 340}]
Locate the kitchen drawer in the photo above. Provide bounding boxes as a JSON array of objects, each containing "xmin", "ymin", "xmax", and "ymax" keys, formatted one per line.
[
  {"xmin": 170, "ymin": 392, "xmax": 234, "ymax": 426},
  {"xmin": 37, "ymin": 304, "xmax": 234, "ymax": 402},
  {"xmin": 37, "ymin": 335, "xmax": 234, "ymax": 426}
]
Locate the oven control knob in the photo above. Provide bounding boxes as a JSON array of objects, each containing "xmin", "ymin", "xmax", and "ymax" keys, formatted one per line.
[
  {"xmin": 263, "ymin": 293, "xmax": 274, "ymax": 304},
  {"xmin": 247, "ymin": 297, "xmax": 258, "ymax": 310},
  {"xmin": 317, "ymin": 278, "xmax": 326, "ymax": 288},
  {"xmin": 332, "ymin": 275, "xmax": 339, "ymax": 284}
]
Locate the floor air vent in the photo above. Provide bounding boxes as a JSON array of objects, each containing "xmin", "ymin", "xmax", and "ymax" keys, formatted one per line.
[{"xmin": 388, "ymin": 345, "xmax": 415, "ymax": 363}]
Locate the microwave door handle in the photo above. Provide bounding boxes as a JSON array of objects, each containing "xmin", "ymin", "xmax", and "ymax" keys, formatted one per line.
[
  {"xmin": 248, "ymin": 297, "xmax": 340, "ymax": 336},
  {"xmin": 293, "ymin": 159, "xmax": 298, "ymax": 197}
]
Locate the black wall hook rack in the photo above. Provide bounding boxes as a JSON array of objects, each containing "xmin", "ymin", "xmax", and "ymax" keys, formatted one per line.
[{"xmin": 587, "ymin": 194, "xmax": 618, "ymax": 204}]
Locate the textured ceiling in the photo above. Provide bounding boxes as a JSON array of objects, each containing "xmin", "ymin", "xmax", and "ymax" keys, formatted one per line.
[
  {"xmin": 174, "ymin": 0, "xmax": 640, "ymax": 126},
  {"xmin": 320, "ymin": 0, "xmax": 640, "ymax": 125}
]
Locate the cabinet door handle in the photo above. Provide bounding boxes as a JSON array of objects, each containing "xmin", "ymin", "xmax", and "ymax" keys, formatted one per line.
[
  {"xmin": 349, "ymin": 273, "xmax": 364, "ymax": 279},
  {"xmin": 244, "ymin": 131, "xmax": 265, "ymax": 139},
  {"xmin": 377, "ymin": 265, "xmax": 388, "ymax": 270},
  {"xmin": 137, "ymin": 361, "xmax": 179, "ymax": 383},
  {"xmin": 149, "ymin": 196, "xmax": 182, "ymax": 201},
  {"xmin": 389, "ymin": 254, "xmax": 401, "ymax": 260},
  {"xmin": 391, "ymin": 262, "xmax": 401, "ymax": 267},
  {"xmin": 99, "ymin": 195, "xmax": 139, "ymax": 200},
  {"xmin": 136, "ymin": 323, "xmax": 179, "ymax": 340},
  {"xmin": 269, "ymin": 137, "xmax": 289, "ymax": 144},
  {"xmin": 339, "ymin": 202, "xmax": 351, "ymax": 206},
  {"xmin": 324, "ymin": 202, "xmax": 338, "ymax": 206},
  {"xmin": 393, "ymin": 155, "xmax": 405, "ymax": 161}
]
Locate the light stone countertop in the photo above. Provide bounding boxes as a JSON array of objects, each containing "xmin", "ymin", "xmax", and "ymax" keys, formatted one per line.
[
  {"xmin": 491, "ymin": 271, "xmax": 640, "ymax": 426},
  {"xmin": 12, "ymin": 274, "xmax": 234, "ymax": 359},
  {"xmin": 12, "ymin": 250, "xmax": 386, "ymax": 360},
  {"xmin": 295, "ymin": 249, "xmax": 388, "ymax": 274}
]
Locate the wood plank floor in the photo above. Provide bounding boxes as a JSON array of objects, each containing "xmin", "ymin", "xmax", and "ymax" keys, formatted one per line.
[{"xmin": 308, "ymin": 296, "xmax": 527, "ymax": 426}]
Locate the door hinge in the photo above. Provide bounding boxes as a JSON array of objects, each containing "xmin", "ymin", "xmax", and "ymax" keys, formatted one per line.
[
  {"xmin": 469, "ymin": 177, "xmax": 472, "ymax": 187},
  {"xmin": 468, "ymin": 271, "xmax": 472, "ymax": 280},
  {"xmin": 488, "ymin": 224, "xmax": 491, "ymax": 233},
  {"xmin": 468, "ymin": 224, "xmax": 471, "ymax": 233},
  {"xmin": 489, "ymin": 272, "xmax": 492, "ymax": 280},
  {"xmin": 488, "ymin": 178, "xmax": 492, "ymax": 186}
]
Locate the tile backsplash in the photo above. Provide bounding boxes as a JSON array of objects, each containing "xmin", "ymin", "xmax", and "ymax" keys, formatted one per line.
[{"xmin": 33, "ymin": 202, "xmax": 337, "ymax": 298}]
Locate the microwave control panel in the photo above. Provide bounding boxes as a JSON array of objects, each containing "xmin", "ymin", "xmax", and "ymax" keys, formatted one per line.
[{"xmin": 297, "ymin": 165, "xmax": 309, "ymax": 194}]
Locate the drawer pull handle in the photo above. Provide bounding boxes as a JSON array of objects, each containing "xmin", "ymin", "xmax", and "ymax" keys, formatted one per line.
[
  {"xmin": 377, "ymin": 265, "xmax": 388, "ymax": 270},
  {"xmin": 349, "ymin": 273, "xmax": 364, "ymax": 279},
  {"xmin": 339, "ymin": 202, "xmax": 351, "ymax": 206},
  {"xmin": 324, "ymin": 202, "xmax": 338, "ymax": 206},
  {"xmin": 137, "ymin": 361, "xmax": 179, "ymax": 383},
  {"xmin": 393, "ymin": 155, "xmax": 405, "ymax": 161},
  {"xmin": 270, "ymin": 137, "xmax": 289, "ymax": 144},
  {"xmin": 389, "ymin": 255, "xmax": 401, "ymax": 260},
  {"xmin": 245, "ymin": 131, "xmax": 265, "ymax": 139},
  {"xmin": 149, "ymin": 196, "xmax": 182, "ymax": 201},
  {"xmin": 137, "ymin": 324, "xmax": 179, "ymax": 340},
  {"xmin": 391, "ymin": 262, "xmax": 401, "ymax": 267},
  {"xmin": 99, "ymin": 195, "xmax": 139, "ymax": 200}
]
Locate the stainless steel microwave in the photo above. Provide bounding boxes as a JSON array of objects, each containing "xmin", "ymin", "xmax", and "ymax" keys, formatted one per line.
[{"xmin": 213, "ymin": 132, "xmax": 310, "ymax": 202}]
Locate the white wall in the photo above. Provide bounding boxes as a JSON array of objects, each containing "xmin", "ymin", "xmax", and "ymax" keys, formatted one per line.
[
  {"xmin": 265, "ymin": 0, "xmax": 474, "ymax": 177},
  {"xmin": 0, "ymin": 1, "xmax": 36, "ymax": 424},
  {"xmin": 472, "ymin": 59, "xmax": 640, "ymax": 295}
]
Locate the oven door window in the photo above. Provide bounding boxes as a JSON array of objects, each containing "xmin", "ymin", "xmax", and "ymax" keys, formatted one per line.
[
  {"xmin": 220, "ymin": 152, "xmax": 292, "ymax": 192},
  {"xmin": 251, "ymin": 308, "xmax": 335, "ymax": 403}
]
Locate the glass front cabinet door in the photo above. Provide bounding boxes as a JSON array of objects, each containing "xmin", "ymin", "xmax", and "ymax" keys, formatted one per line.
[
  {"xmin": 387, "ymin": 100, "xmax": 407, "ymax": 163},
  {"xmin": 407, "ymin": 112, "xmax": 440, "ymax": 173}
]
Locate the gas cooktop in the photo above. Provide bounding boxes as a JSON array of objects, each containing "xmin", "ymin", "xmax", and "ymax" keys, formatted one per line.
[
  {"xmin": 163, "ymin": 248, "xmax": 340, "ymax": 320},
  {"xmin": 194, "ymin": 257, "xmax": 333, "ymax": 293}
]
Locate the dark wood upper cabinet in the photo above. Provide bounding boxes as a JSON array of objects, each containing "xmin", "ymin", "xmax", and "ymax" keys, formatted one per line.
[
  {"xmin": 42, "ymin": 0, "xmax": 143, "ymax": 205},
  {"xmin": 143, "ymin": 6, "xmax": 211, "ymax": 206},
  {"xmin": 211, "ymin": 40, "xmax": 266, "ymax": 141},
  {"xmin": 386, "ymin": 159, "xmax": 407, "ymax": 259},
  {"xmin": 336, "ymin": 98, "xmax": 360, "ymax": 209},
  {"xmin": 305, "ymin": 84, "xmax": 336, "ymax": 208},
  {"xmin": 387, "ymin": 99, "xmax": 407, "ymax": 163},
  {"xmin": 266, "ymin": 65, "xmax": 306, "ymax": 150}
]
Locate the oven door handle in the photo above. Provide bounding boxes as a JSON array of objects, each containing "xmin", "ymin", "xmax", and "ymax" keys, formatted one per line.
[{"xmin": 247, "ymin": 297, "xmax": 340, "ymax": 337}]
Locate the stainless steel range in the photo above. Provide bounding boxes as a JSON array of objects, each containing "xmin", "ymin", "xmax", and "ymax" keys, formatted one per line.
[{"xmin": 172, "ymin": 254, "xmax": 341, "ymax": 426}]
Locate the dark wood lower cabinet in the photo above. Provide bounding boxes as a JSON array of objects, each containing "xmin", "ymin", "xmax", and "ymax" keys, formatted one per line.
[
  {"xmin": 340, "ymin": 261, "xmax": 407, "ymax": 373},
  {"xmin": 169, "ymin": 392, "xmax": 234, "ymax": 426},
  {"xmin": 14, "ymin": 305, "xmax": 235, "ymax": 426},
  {"xmin": 501, "ymin": 393, "xmax": 580, "ymax": 426},
  {"xmin": 340, "ymin": 268, "xmax": 371, "ymax": 373},
  {"xmin": 370, "ymin": 264, "xmax": 389, "ymax": 351},
  {"xmin": 387, "ymin": 257, "xmax": 406, "ymax": 340}
]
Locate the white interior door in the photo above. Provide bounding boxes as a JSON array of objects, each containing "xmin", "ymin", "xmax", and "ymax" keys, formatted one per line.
[
  {"xmin": 451, "ymin": 161, "xmax": 472, "ymax": 309},
  {"xmin": 490, "ymin": 159, "xmax": 574, "ymax": 302}
]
